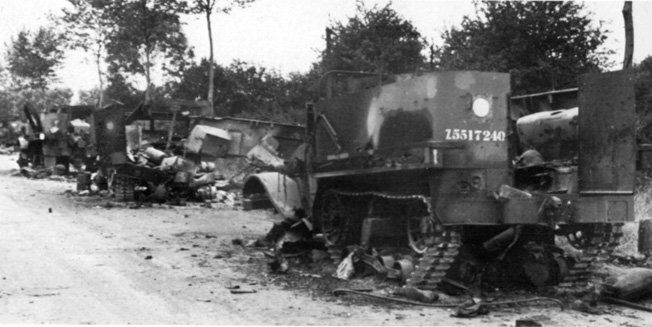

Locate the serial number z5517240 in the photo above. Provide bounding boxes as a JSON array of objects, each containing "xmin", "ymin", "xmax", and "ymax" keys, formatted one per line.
[{"xmin": 444, "ymin": 128, "xmax": 506, "ymax": 141}]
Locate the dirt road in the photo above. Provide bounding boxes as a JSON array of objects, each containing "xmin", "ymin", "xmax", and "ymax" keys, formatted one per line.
[{"xmin": 1, "ymin": 153, "xmax": 650, "ymax": 326}]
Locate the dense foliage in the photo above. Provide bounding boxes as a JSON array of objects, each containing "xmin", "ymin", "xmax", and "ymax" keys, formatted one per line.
[
  {"xmin": 435, "ymin": 1, "xmax": 613, "ymax": 94},
  {"xmin": 319, "ymin": 1, "xmax": 426, "ymax": 74},
  {"xmin": 103, "ymin": 0, "xmax": 189, "ymax": 101},
  {"xmin": 2, "ymin": 27, "xmax": 67, "ymax": 118},
  {"xmin": 168, "ymin": 59, "xmax": 307, "ymax": 123},
  {"xmin": 4, "ymin": 28, "xmax": 65, "ymax": 90},
  {"xmin": 186, "ymin": 0, "xmax": 256, "ymax": 111}
]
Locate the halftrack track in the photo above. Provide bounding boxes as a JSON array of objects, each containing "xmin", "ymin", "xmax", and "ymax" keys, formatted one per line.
[
  {"xmin": 558, "ymin": 223, "xmax": 624, "ymax": 288},
  {"xmin": 320, "ymin": 189, "xmax": 460, "ymax": 289},
  {"xmin": 319, "ymin": 189, "xmax": 624, "ymax": 290}
]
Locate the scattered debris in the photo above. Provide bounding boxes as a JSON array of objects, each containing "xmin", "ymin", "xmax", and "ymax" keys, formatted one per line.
[
  {"xmin": 451, "ymin": 298, "xmax": 489, "ymax": 318},
  {"xmin": 600, "ymin": 295, "xmax": 652, "ymax": 313},
  {"xmin": 230, "ymin": 289, "xmax": 257, "ymax": 294},
  {"xmin": 515, "ymin": 319, "xmax": 543, "ymax": 327},
  {"xmin": 393, "ymin": 287, "xmax": 438, "ymax": 303},
  {"xmin": 299, "ymin": 273, "xmax": 321, "ymax": 278},
  {"xmin": 27, "ymin": 293, "xmax": 60, "ymax": 298},
  {"xmin": 602, "ymin": 267, "xmax": 652, "ymax": 301},
  {"xmin": 268, "ymin": 258, "xmax": 289, "ymax": 274},
  {"xmin": 571, "ymin": 288, "xmax": 604, "ymax": 315},
  {"xmin": 331, "ymin": 289, "xmax": 564, "ymax": 311},
  {"xmin": 334, "ymin": 253, "xmax": 355, "ymax": 280}
]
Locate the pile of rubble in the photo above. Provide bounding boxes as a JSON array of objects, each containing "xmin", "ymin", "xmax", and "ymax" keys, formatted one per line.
[
  {"xmin": 110, "ymin": 144, "xmax": 243, "ymax": 206},
  {"xmin": 256, "ymin": 217, "xmax": 652, "ymax": 319},
  {"xmin": 99, "ymin": 123, "xmax": 292, "ymax": 206}
]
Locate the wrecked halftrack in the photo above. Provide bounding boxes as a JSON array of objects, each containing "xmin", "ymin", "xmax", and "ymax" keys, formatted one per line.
[{"xmin": 244, "ymin": 70, "xmax": 636, "ymax": 290}]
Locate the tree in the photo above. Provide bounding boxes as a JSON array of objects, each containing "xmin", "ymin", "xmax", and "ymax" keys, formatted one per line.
[
  {"xmin": 169, "ymin": 59, "xmax": 305, "ymax": 123},
  {"xmin": 187, "ymin": 0, "xmax": 255, "ymax": 113},
  {"xmin": 436, "ymin": 1, "xmax": 613, "ymax": 94},
  {"xmin": 320, "ymin": 1, "xmax": 426, "ymax": 74},
  {"xmin": 0, "ymin": 64, "xmax": 18, "ymax": 118},
  {"xmin": 20, "ymin": 88, "xmax": 74, "ymax": 110},
  {"xmin": 0, "ymin": 86, "xmax": 73, "ymax": 118},
  {"xmin": 167, "ymin": 58, "xmax": 224, "ymax": 105},
  {"xmin": 78, "ymin": 87, "xmax": 102, "ymax": 106},
  {"xmin": 103, "ymin": 0, "xmax": 189, "ymax": 101},
  {"xmin": 4, "ymin": 27, "xmax": 65, "ymax": 90},
  {"xmin": 59, "ymin": 0, "xmax": 115, "ymax": 107},
  {"xmin": 104, "ymin": 73, "xmax": 144, "ymax": 110}
]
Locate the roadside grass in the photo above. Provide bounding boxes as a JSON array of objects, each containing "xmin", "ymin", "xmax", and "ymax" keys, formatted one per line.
[{"xmin": 616, "ymin": 172, "xmax": 652, "ymax": 255}]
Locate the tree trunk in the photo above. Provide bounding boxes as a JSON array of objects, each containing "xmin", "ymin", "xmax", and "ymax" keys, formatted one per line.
[
  {"xmin": 145, "ymin": 49, "xmax": 152, "ymax": 103},
  {"xmin": 96, "ymin": 42, "xmax": 104, "ymax": 108},
  {"xmin": 206, "ymin": 9, "xmax": 215, "ymax": 116},
  {"xmin": 622, "ymin": 1, "xmax": 634, "ymax": 69}
]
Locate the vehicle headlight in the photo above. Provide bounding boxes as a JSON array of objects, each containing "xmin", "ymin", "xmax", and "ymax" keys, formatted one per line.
[{"xmin": 472, "ymin": 97, "xmax": 490, "ymax": 118}]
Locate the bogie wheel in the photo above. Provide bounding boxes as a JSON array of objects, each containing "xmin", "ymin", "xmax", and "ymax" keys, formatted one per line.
[
  {"xmin": 561, "ymin": 223, "xmax": 624, "ymax": 250},
  {"xmin": 565, "ymin": 229, "xmax": 593, "ymax": 250},
  {"xmin": 320, "ymin": 190, "xmax": 351, "ymax": 247},
  {"xmin": 406, "ymin": 201, "xmax": 441, "ymax": 254}
]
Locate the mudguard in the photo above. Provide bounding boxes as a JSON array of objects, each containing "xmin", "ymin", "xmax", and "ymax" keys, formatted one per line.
[{"xmin": 243, "ymin": 172, "xmax": 305, "ymax": 218}]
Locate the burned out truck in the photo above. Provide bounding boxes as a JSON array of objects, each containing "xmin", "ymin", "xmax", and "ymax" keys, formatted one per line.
[
  {"xmin": 244, "ymin": 70, "xmax": 636, "ymax": 289},
  {"xmin": 18, "ymin": 103, "xmax": 95, "ymax": 171}
]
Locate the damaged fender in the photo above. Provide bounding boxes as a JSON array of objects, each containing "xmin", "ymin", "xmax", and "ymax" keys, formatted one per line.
[{"xmin": 243, "ymin": 172, "xmax": 305, "ymax": 218}]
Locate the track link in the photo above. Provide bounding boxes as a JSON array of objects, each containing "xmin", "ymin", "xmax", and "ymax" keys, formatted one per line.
[
  {"xmin": 113, "ymin": 174, "xmax": 135, "ymax": 202},
  {"xmin": 405, "ymin": 228, "xmax": 461, "ymax": 290}
]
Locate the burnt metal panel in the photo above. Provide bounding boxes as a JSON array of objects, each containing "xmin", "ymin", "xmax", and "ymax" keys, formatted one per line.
[
  {"xmin": 572, "ymin": 195, "xmax": 634, "ymax": 223},
  {"xmin": 510, "ymin": 88, "xmax": 578, "ymax": 119},
  {"xmin": 578, "ymin": 70, "xmax": 636, "ymax": 194},
  {"xmin": 94, "ymin": 103, "xmax": 128, "ymax": 167},
  {"xmin": 314, "ymin": 71, "xmax": 511, "ymax": 172},
  {"xmin": 242, "ymin": 172, "xmax": 305, "ymax": 218},
  {"xmin": 192, "ymin": 116, "xmax": 305, "ymax": 158},
  {"xmin": 516, "ymin": 108, "xmax": 578, "ymax": 161},
  {"xmin": 436, "ymin": 199, "xmax": 503, "ymax": 225}
]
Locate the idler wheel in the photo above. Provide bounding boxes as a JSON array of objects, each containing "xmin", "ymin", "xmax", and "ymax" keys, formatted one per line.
[
  {"xmin": 407, "ymin": 215, "xmax": 441, "ymax": 254},
  {"xmin": 320, "ymin": 190, "xmax": 350, "ymax": 247}
]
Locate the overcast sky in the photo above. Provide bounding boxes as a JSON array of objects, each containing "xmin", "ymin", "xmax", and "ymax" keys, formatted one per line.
[{"xmin": 1, "ymin": 0, "xmax": 651, "ymax": 101}]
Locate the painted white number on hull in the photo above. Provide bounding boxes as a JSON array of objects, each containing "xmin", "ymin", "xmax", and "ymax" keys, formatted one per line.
[{"xmin": 445, "ymin": 129, "xmax": 506, "ymax": 142}]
